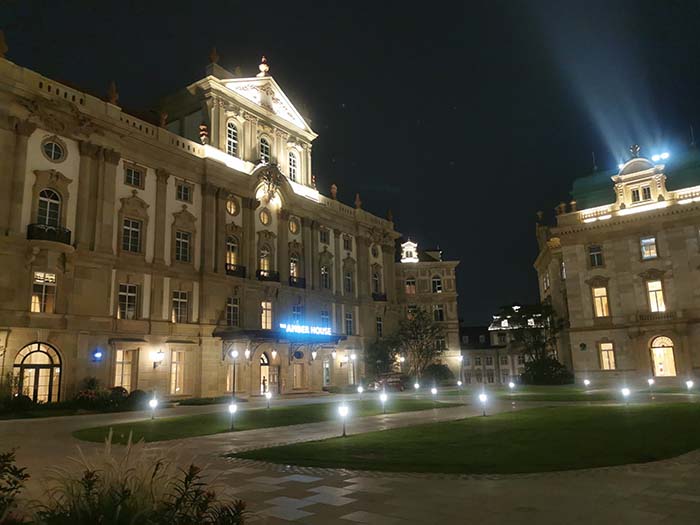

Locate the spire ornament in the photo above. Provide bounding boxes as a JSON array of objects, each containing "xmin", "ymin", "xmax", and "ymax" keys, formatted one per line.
[
  {"xmin": 0, "ymin": 30, "xmax": 8, "ymax": 58},
  {"xmin": 209, "ymin": 47, "xmax": 220, "ymax": 64},
  {"xmin": 354, "ymin": 193, "xmax": 362, "ymax": 209},
  {"xmin": 330, "ymin": 184, "xmax": 338, "ymax": 200},
  {"xmin": 629, "ymin": 144, "xmax": 641, "ymax": 158},
  {"xmin": 107, "ymin": 81, "xmax": 119, "ymax": 105},
  {"xmin": 257, "ymin": 56, "xmax": 270, "ymax": 77}
]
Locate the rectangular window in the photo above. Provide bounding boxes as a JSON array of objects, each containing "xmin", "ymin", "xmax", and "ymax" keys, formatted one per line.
[
  {"xmin": 114, "ymin": 349, "xmax": 134, "ymax": 392},
  {"xmin": 124, "ymin": 165, "xmax": 143, "ymax": 188},
  {"xmin": 376, "ymin": 316, "xmax": 383, "ymax": 338},
  {"xmin": 486, "ymin": 370, "xmax": 495, "ymax": 383},
  {"xmin": 407, "ymin": 304, "xmax": 417, "ymax": 319},
  {"xmin": 175, "ymin": 231, "xmax": 191, "ymax": 262},
  {"xmin": 500, "ymin": 356, "xmax": 508, "ymax": 365},
  {"xmin": 345, "ymin": 312, "xmax": 354, "ymax": 335},
  {"xmin": 226, "ymin": 297, "xmax": 239, "ymax": 327},
  {"xmin": 343, "ymin": 236, "xmax": 352, "ymax": 251},
  {"xmin": 170, "ymin": 350, "xmax": 185, "ymax": 394},
  {"xmin": 344, "ymin": 272, "xmax": 353, "ymax": 294},
  {"xmin": 261, "ymin": 301, "xmax": 272, "ymax": 329},
  {"xmin": 600, "ymin": 342, "xmax": 616, "ymax": 370},
  {"xmin": 589, "ymin": 245, "xmax": 604, "ymax": 267},
  {"xmin": 319, "ymin": 228, "xmax": 330, "ymax": 244},
  {"xmin": 31, "ymin": 272, "xmax": 56, "ymax": 313},
  {"xmin": 501, "ymin": 371, "xmax": 509, "ymax": 383},
  {"xmin": 485, "ymin": 356, "xmax": 493, "ymax": 366},
  {"xmin": 122, "ymin": 218, "xmax": 142, "ymax": 253},
  {"xmin": 592, "ymin": 287, "xmax": 610, "ymax": 317},
  {"xmin": 474, "ymin": 356, "xmax": 482, "ymax": 366},
  {"xmin": 405, "ymin": 278, "xmax": 416, "ymax": 294},
  {"xmin": 640, "ymin": 236, "xmax": 657, "ymax": 260},
  {"xmin": 320, "ymin": 309, "xmax": 330, "ymax": 328},
  {"xmin": 292, "ymin": 304, "xmax": 303, "ymax": 324},
  {"xmin": 435, "ymin": 337, "xmax": 446, "ymax": 350},
  {"xmin": 631, "ymin": 188, "xmax": 640, "ymax": 202},
  {"xmin": 320, "ymin": 266, "xmax": 331, "ymax": 289},
  {"xmin": 118, "ymin": 283, "xmax": 138, "ymax": 320},
  {"xmin": 642, "ymin": 186, "xmax": 652, "ymax": 200},
  {"xmin": 432, "ymin": 276, "xmax": 443, "ymax": 293},
  {"xmin": 647, "ymin": 280, "xmax": 666, "ymax": 312},
  {"xmin": 176, "ymin": 181, "xmax": 193, "ymax": 203},
  {"xmin": 497, "ymin": 333, "xmax": 507, "ymax": 345},
  {"xmin": 433, "ymin": 304, "xmax": 445, "ymax": 322},
  {"xmin": 517, "ymin": 355, "xmax": 525, "ymax": 365},
  {"xmin": 171, "ymin": 290, "xmax": 188, "ymax": 323}
]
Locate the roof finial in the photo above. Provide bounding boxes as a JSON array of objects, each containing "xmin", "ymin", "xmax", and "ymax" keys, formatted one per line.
[
  {"xmin": 330, "ymin": 183, "xmax": 338, "ymax": 200},
  {"xmin": 386, "ymin": 209, "xmax": 394, "ymax": 222},
  {"xmin": 591, "ymin": 151, "xmax": 598, "ymax": 171},
  {"xmin": 354, "ymin": 193, "xmax": 362, "ymax": 209},
  {"xmin": 106, "ymin": 81, "xmax": 119, "ymax": 105},
  {"xmin": 257, "ymin": 55, "xmax": 270, "ymax": 77},
  {"xmin": 0, "ymin": 30, "xmax": 8, "ymax": 59},
  {"xmin": 629, "ymin": 144, "xmax": 641, "ymax": 158},
  {"xmin": 209, "ymin": 47, "xmax": 220, "ymax": 64}
]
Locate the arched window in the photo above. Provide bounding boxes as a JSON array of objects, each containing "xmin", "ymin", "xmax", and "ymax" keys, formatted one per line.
[
  {"xmin": 260, "ymin": 138, "xmax": 270, "ymax": 164},
  {"xmin": 650, "ymin": 336, "xmax": 677, "ymax": 377},
  {"xmin": 13, "ymin": 343, "xmax": 62, "ymax": 403},
  {"xmin": 290, "ymin": 253, "xmax": 300, "ymax": 277},
  {"xmin": 226, "ymin": 122, "xmax": 238, "ymax": 157},
  {"xmin": 226, "ymin": 236, "xmax": 239, "ymax": 267},
  {"xmin": 288, "ymin": 151, "xmax": 298, "ymax": 181},
  {"xmin": 37, "ymin": 189, "xmax": 61, "ymax": 227},
  {"xmin": 320, "ymin": 265, "xmax": 331, "ymax": 289},
  {"xmin": 431, "ymin": 275, "xmax": 443, "ymax": 293},
  {"xmin": 259, "ymin": 245, "xmax": 271, "ymax": 273}
]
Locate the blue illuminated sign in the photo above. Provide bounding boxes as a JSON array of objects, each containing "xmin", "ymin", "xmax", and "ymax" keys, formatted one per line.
[{"xmin": 279, "ymin": 323, "xmax": 332, "ymax": 336}]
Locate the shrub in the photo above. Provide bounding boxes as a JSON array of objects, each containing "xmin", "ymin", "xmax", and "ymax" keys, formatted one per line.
[
  {"xmin": 421, "ymin": 363, "xmax": 454, "ymax": 384},
  {"xmin": 124, "ymin": 389, "xmax": 150, "ymax": 410},
  {"xmin": 8, "ymin": 395, "xmax": 34, "ymax": 412},
  {"xmin": 0, "ymin": 449, "xmax": 29, "ymax": 524},
  {"xmin": 73, "ymin": 389, "xmax": 114, "ymax": 410},
  {"xmin": 108, "ymin": 386, "xmax": 128, "ymax": 403},
  {"xmin": 521, "ymin": 357, "xmax": 574, "ymax": 385},
  {"xmin": 178, "ymin": 396, "xmax": 243, "ymax": 406},
  {"xmin": 78, "ymin": 377, "xmax": 100, "ymax": 392}
]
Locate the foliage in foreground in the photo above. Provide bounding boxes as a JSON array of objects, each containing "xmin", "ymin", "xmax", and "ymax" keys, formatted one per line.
[
  {"xmin": 0, "ymin": 435, "xmax": 246, "ymax": 524},
  {"xmin": 1, "ymin": 450, "xmax": 29, "ymax": 524},
  {"xmin": 521, "ymin": 357, "xmax": 573, "ymax": 385}
]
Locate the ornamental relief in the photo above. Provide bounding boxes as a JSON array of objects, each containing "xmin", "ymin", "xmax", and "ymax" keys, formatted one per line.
[
  {"xmin": 225, "ymin": 222, "xmax": 243, "ymax": 236},
  {"xmin": 20, "ymin": 96, "xmax": 101, "ymax": 138},
  {"xmin": 172, "ymin": 205, "xmax": 197, "ymax": 231},
  {"xmin": 584, "ymin": 275, "xmax": 609, "ymax": 287},
  {"xmin": 639, "ymin": 268, "xmax": 666, "ymax": 281},
  {"xmin": 119, "ymin": 190, "xmax": 149, "ymax": 220}
]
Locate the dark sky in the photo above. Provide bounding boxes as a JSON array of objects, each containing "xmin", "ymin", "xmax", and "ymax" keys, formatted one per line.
[{"xmin": 3, "ymin": 1, "xmax": 700, "ymax": 324}]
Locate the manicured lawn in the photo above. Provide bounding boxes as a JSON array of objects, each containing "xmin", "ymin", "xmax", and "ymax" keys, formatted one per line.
[
  {"xmin": 73, "ymin": 398, "xmax": 461, "ymax": 444},
  {"xmin": 233, "ymin": 403, "xmax": 700, "ymax": 474}
]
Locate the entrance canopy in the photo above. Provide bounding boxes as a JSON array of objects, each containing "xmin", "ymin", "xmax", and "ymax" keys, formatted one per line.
[{"xmin": 213, "ymin": 326, "xmax": 346, "ymax": 347}]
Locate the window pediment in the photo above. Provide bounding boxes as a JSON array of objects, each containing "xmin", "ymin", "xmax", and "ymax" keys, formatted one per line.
[
  {"xmin": 172, "ymin": 205, "xmax": 196, "ymax": 231},
  {"xmin": 119, "ymin": 190, "xmax": 149, "ymax": 219},
  {"xmin": 319, "ymin": 246, "xmax": 333, "ymax": 264},
  {"xmin": 639, "ymin": 268, "xmax": 666, "ymax": 281},
  {"xmin": 585, "ymin": 275, "xmax": 609, "ymax": 287}
]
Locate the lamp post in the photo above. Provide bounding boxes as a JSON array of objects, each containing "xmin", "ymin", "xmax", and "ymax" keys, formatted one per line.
[
  {"xmin": 149, "ymin": 397, "xmax": 158, "ymax": 420},
  {"xmin": 414, "ymin": 382, "xmax": 420, "ymax": 399},
  {"xmin": 380, "ymin": 391, "xmax": 388, "ymax": 414},
  {"xmin": 431, "ymin": 387, "xmax": 437, "ymax": 407},
  {"xmin": 230, "ymin": 349, "xmax": 239, "ymax": 401},
  {"xmin": 228, "ymin": 402, "xmax": 237, "ymax": 431},
  {"xmin": 621, "ymin": 387, "xmax": 630, "ymax": 406},
  {"xmin": 338, "ymin": 404, "xmax": 349, "ymax": 437},
  {"xmin": 686, "ymin": 380, "xmax": 694, "ymax": 391},
  {"xmin": 478, "ymin": 392, "xmax": 487, "ymax": 416},
  {"xmin": 458, "ymin": 354, "xmax": 464, "ymax": 385},
  {"xmin": 151, "ymin": 349, "xmax": 165, "ymax": 370},
  {"xmin": 265, "ymin": 391, "xmax": 272, "ymax": 409},
  {"xmin": 351, "ymin": 353, "xmax": 357, "ymax": 385},
  {"xmin": 647, "ymin": 377, "xmax": 655, "ymax": 398}
]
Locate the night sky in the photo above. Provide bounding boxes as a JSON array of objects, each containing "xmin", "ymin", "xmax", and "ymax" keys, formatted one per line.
[{"xmin": 3, "ymin": 1, "xmax": 700, "ymax": 324}]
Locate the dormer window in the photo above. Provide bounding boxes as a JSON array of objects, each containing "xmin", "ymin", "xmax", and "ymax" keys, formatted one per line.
[
  {"xmin": 260, "ymin": 138, "xmax": 270, "ymax": 164},
  {"xmin": 288, "ymin": 151, "xmax": 298, "ymax": 182},
  {"xmin": 631, "ymin": 189, "xmax": 640, "ymax": 203},
  {"xmin": 631, "ymin": 186, "xmax": 652, "ymax": 203},
  {"xmin": 226, "ymin": 122, "xmax": 238, "ymax": 157},
  {"xmin": 642, "ymin": 186, "xmax": 651, "ymax": 200}
]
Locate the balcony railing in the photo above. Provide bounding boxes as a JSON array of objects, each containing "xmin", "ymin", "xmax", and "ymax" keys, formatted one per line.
[
  {"xmin": 372, "ymin": 292, "xmax": 388, "ymax": 302},
  {"xmin": 225, "ymin": 263, "xmax": 246, "ymax": 278},
  {"xmin": 289, "ymin": 276, "xmax": 306, "ymax": 288},
  {"xmin": 27, "ymin": 223, "xmax": 71, "ymax": 245},
  {"xmin": 637, "ymin": 310, "xmax": 677, "ymax": 322},
  {"xmin": 256, "ymin": 269, "xmax": 280, "ymax": 282}
]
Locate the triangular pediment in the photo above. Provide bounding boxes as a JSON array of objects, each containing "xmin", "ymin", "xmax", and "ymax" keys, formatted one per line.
[{"xmin": 223, "ymin": 77, "xmax": 311, "ymax": 133}]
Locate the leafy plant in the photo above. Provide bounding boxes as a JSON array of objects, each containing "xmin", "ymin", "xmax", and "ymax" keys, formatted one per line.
[
  {"xmin": 521, "ymin": 357, "xmax": 574, "ymax": 385},
  {"xmin": 364, "ymin": 335, "xmax": 400, "ymax": 378},
  {"xmin": 0, "ymin": 449, "xmax": 29, "ymax": 524},
  {"xmin": 422, "ymin": 363, "xmax": 454, "ymax": 384},
  {"xmin": 78, "ymin": 377, "xmax": 100, "ymax": 392}
]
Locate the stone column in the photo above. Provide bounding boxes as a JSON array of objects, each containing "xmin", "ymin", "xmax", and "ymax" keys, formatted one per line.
[
  {"xmin": 277, "ymin": 209, "xmax": 290, "ymax": 284},
  {"xmin": 93, "ymin": 149, "xmax": 120, "ymax": 253},
  {"xmin": 153, "ymin": 169, "xmax": 170, "ymax": 265},
  {"xmin": 201, "ymin": 183, "xmax": 217, "ymax": 273},
  {"xmin": 333, "ymin": 229, "xmax": 343, "ymax": 297},
  {"xmin": 382, "ymin": 244, "xmax": 396, "ymax": 302},
  {"xmin": 311, "ymin": 221, "xmax": 320, "ymax": 290},
  {"xmin": 357, "ymin": 236, "xmax": 371, "ymax": 299},
  {"xmin": 301, "ymin": 217, "xmax": 313, "ymax": 288},
  {"xmin": 305, "ymin": 144, "xmax": 313, "ymax": 187},
  {"xmin": 242, "ymin": 197, "xmax": 257, "ymax": 277},
  {"xmin": 215, "ymin": 188, "xmax": 227, "ymax": 274},
  {"xmin": 75, "ymin": 141, "xmax": 100, "ymax": 250},
  {"xmin": 7, "ymin": 119, "xmax": 37, "ymax": 236}
]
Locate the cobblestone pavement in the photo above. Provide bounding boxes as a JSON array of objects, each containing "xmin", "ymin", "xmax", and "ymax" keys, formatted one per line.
[{"xmin": 3, "ymin": 397, "xmax": 700, "ymax": 523}]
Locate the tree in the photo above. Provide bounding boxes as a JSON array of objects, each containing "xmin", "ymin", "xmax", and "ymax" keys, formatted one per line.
[
  {"xmin": 396, "ymin": 308, "xmax": 445, "ymax": 378},
  {"xmin": 364, "ymin": 335, "xmax": 400, "ymax": 379}
]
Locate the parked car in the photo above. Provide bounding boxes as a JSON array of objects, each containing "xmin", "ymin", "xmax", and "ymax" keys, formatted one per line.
[{"xmin": 368, "ymin": 373, "xmax": 408, "ymax": 392}]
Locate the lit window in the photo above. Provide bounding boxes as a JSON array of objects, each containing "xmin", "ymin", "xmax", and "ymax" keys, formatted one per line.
[
  {"xmin": 226, "ymin": 236, "xmax": 239, "ymax": 266},
  {"xmin": 171, "ymin": 290, "xmax": 189, "ymax": 323},
  {"xmin": 641, "ymin": 236, "xmax": 657, "ymax": 260},
  {"xmin": 631, "ymin": 188, "xmax": 640, "ymax": 203},
  {"xmin": 226, "ymin": 196, "xmax": 239, "ymax": 216},
  {"xmin": 642, "ymin": 186, "xmax": 651, "ymax": 200},
  {"xmin": 600, "ymin": 342, "xmax": 616, "ymax": 370},
  {"xmin": 124, "ymin": 165, "xmax": 143, "ymax": 188},
  {"xmin": 292, "ymin": 304, "xmax": 303, "ymax": 324},
  {"xmin": 31, "ymin": 272, "xmax": 56, "ymax": 313},
  {"xmin": 288, "ymin": 151, "xmax": 298, "ymax": 181},
  {"xmin": 376, "ymin": 316, "xmax": 383, "ymax": 338},
  {"xmin": 345, "ymin": 312, "xmax": 354, "ymax": 335},
  {"xmin": 320, "ymin": 265, "xmax": 331, "ymax": 289},
  {"xmin": 170, "ymin": 350, "xmax": 185, "ymax": 394},
  {"xmin": 592, "ymin": 287, "xmax": 610, "ymax": 317},
  {"xmin": 114, "ymin": 349, "xmax": 133, "ymax": 392},
  {"xmin": 118, "ymin": 283, "xmax": 138, "ymax": 320},
  {"xmin": 319, "ymin": 228, "xmax": 330, "ymax": 244},
  {"xmin": 589, "ymin": 245, "xmax": 604, "ymax": 267},
  {"xmin": 344, "ymin": 271, "xmax": 353, "ymax": 294},
  {"xmin": 432, "ymin": 275, "xmax": 443, "ymax": 293},
  {"xmin": 405, "ymin": 277, "xmax": 416, "ymax": 294},
  {"xmin": 289, "ymin": 254, "xmax": 300, "ymax": 278},
  {"xmin": 542, "ymin": 271, "xmax": 551, "ymax": 291},
  {"xmin": 226, "ymin": 297, "xmax": 239, "ymax": 327},
  {"xmin": 37, "ymin": 189, "xmax": 61, "ymax": 227},
  {"xmin": 561, "ymin": 261, "xmax": 566, "ymax": 280},
  {"xmin": 343, "ymin": 235, "xmax": 352, "ymax": 251},
  {"xmin": 122, "ymin": 218, "xmax": 142, "ymax": 253},
  {"xmin": 647, "ymin": 280, "xmax": 666, "ymax": 312},
  {"xmin": 320, "ymin": 309, "xmax": 330, "ymax": 327},
  {"xmin": 261, "ymin": 301, "xmax": 272, "ymax": 329},
  {"xmin": 433, "ymin": 304, "xmax": 445, "ymax": 322},
  {"xmin": 260, "ymin": 138, "xmax": 270, "ymax": 163},
  {"xmin": 517, "ymin": 355, "xmax": 525, "ymax": 365},
  {"xmin": 407, "ymin": 304, "xmax": 417, "ymax": 318},
  {"xmin": 176, "ymin": 181, "xmax": 193, "ymax": 203},
  {"xmin": 175, "ymin": 231, "xmax": 191, "ymax": 262},
  {"xmin": 226, "ymin": 122, "xmax": 238, "ymax": 157},
  {"xmin": 259, "ymin": 246, "xmax": 271, "ymax": 273}
]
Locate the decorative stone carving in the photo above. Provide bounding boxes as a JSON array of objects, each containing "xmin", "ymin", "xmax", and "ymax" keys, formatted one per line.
[
  {"xmin": 256, "ymin": 164, "xmax": 284, "ymax": 203},
  {"xmin": 638, "ymin": 268, "xmax": 666, "ymax": 281},
  {"xmin": 20, "ymin": 97, "xmax": 100, "ymax": 137},
  {"xmin": 13, "ymin": 118, "xmax": 37, "ymax": 137},
  {"xmin": 155, "ymin": 168, "xmax": 171, "ymax": 184},
  {"xmin": 120, "ymin": 190, "xmax": 149, "ymax": 219},
  {"xmin": 288, "ymin": 240, "xmax": 302, "ymax": 254},
  {"xmin": 225, "ymin": 222, "xmax": 244, "ymax": 236},
  {"xmin": 102, "ymin": 148, "xmax": 121, "ymax": 165},
  {"xmin": 584, "ymin": 275, "xmax": 610, "ymax": 287},
  {"xmin": 354, "ymin": 193, "xmax": 362, "ymax": 209},
  {"xmin": 0, "ymin": 30, "xmax": 7, "ymax": 58},
  {"xmin": 173, "ymin": 205, "xmax": 197, "ymax": 231},
  {"xmin": 78, "ymin": 140, "xmax": 100, "ymax": 159},
  {"xmin": 107, "ymin": 81, "xmax": 119, "ymax": 105}
]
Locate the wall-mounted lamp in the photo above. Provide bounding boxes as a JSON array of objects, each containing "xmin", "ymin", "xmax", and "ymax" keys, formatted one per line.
[
  {"xmin": 331, "ymin": 350, "xmax": 337, "ymax": 360},
  {"xmin": 244, "ymin": 349, "xmax": 251, "ymax": 360},
  {"xmin": 230, "ymin": 349, "xmax": 239, "ymax": 359},
  {"xmin": 271, "ymin": 349, "xmax": 278, "ymax": 360},
  {"xmin": 311, "ymin": 350, "xmax": 318, "ymax": 360},
  {"xmin": 151, "ymin": 349, "xmax": 165, "ymax": 369},
  {"xmin": 92, "ymin": 350, "xmax": 104, "ymax": 362}
]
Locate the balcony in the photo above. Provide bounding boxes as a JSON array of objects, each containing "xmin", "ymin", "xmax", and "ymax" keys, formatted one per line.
[
  {"xmin": 225, "ymin": 263, "xmax": 246, "ymax": 278},
  {"xmin": 27, "ymin": 223, "xmax": 71, "ymax": 245},
  {"xmin": 256, "ymin": 269, "xmax": 280, "ymax": 282},
  {"xmin": 372, "ymin": 292, "xmax": 388, "ymax": 302},
  {"xmin": 289, "ymin": 276, "xmax": 306, "ymax": 288},
  {"xmin": 637, "ymin": 310, "xmax": 678, "ymax": 323}
]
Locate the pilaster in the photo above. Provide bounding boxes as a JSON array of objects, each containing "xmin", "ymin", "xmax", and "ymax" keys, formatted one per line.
[
  {"xmin": 242, "ymin": 197, "xmax": 258, "ymax": 277},
  {"xmin": 75, "ymin": 141, "xmax": 100, "ymax": 249},
  {"xmin": 277, "ymin": 209, "xmax": 290, "ymax": 283},
  {"xmin": 357, "ymin": 236, "xmax": 371, "ymax": 299},
  {"xmin": 7, "ymin": 119, "xmax": 37, "ymax": 236},
  {"xmin": 154, "ymin": 169, "xmax": 170, "ymax": 264},
  {"xmin": 201, "ymin": 183, "xmax": 218, "ymax": 273},
  {"xmin": 94, "ymin": 148, "xmax": 120, "ymax": 253}
]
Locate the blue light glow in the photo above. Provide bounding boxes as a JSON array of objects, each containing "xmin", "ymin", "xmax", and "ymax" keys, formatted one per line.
[{"xmin": 279, "ymin": 323, "xmax": 332, "ymax": 336}]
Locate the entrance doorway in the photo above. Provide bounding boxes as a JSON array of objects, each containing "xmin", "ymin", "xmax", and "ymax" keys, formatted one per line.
[
  {"xmin": 650, "ymin": 336, "xmax": 677, "ymax": 377},
  {"xmin": 260, "ymin": 352, "xmax": 270, "ymax": 394},
  {"xmin": 13, "ymin": 343, "xmax": 61, "ymax": 403}
]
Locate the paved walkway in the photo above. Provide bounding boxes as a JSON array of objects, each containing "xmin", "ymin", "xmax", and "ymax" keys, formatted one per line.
[{"xmin": 3, "ymin": 396, "xmax": 700, "ymax": 523}]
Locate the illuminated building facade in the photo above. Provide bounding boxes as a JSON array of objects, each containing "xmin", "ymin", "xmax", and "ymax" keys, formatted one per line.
[
  {"xmin": 0, "ymin": 53, "xmax": 411, "ymax": 402},
  {"xmin": 535, "ymin": 145, "xmax": 700, "ymax": 385}
]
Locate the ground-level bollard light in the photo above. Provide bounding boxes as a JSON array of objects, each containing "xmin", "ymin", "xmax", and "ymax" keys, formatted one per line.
[
  {"xmin": 583, "ymin": 379, "xmax": 591, "ymax": 388},
  {"xmin": 647, "ymin": 378, "xmax": 655, "ymax": 387},
  {"xmin": 338, "ymin": 404, "xmax": 349, "ymax": 437},
  {"xmin": 457, "ymin": 380, "xmax": 463, "ymax": 387},
  {"xmin": 686, "ymin": 380, "xmax": 694, "ymax": 391},
  {"xmin": 431, "ymin": 387, "xmax": 437, "ymax": 407},
  {"xmin": 380, "ymin": 392, "xmax": 388, "ymax": 414},
  {"xmin": 621, "ymin": 387, "xmax": 630, "ymax": 406},
  {"xmin": 414, "ymin": 382, "xmax": 420, "ymax": 399},
  {"xmin": 357, "ymin": 385, "xmax": 364, "ymax": 396},
  {"xmin": 149, "ymin": 398, "xmax": 158, "ymax": 420},
  {"xmin": 265, "ymin": 391, "xmax": 272, "ymax": 409},
  {"xmin": 479, "ymin": 393, "xmax": 488, "ymax": 416},
  {"xmin": 228, "ymin": 402, "xmax": 237, "ymax": 431}
]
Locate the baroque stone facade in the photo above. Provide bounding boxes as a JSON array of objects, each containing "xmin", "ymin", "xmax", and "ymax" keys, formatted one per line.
[
  {"xmin": 0, "ymin": 55, "xmax": 426, "ymax": 402},
  {"xmin": 535, "ymin": 146, "xmax": 700, "ymax": 386}
]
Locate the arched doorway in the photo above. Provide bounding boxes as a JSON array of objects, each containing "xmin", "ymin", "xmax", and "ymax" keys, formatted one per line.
[
  {"xmin": 260, "ymin": 352, "xmax": 270, "ymax": 394},
  {"xmin": 13, "ymin": 343, "xmax": 62, "ymax": 403},
  {"xmin": 650, "ymin": 336, "xmax": 677, "ymax": 377}
]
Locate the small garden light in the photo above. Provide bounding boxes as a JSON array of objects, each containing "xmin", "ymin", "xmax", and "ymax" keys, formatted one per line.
[
  {"xmin": 338, "ymin": 404, "xmax": 349, "ymax": 437},
  {"xmin": 478, "ymin": 393, "xmax": 488, "ymax": 416},
  {"xmin": 149, "ymin": 398, "xmax": 158, "ymax": 420},
  {"xmin": 457, "ymin": 380, "xmax": 463, "ymax": 387},
  {"xmin": 583, "ymin": 379, "xmax": 591, "ymax": 387},
  {"xmin": 621, "ymin": 387, "xmax": 630, "ymax": 406},
  {"xmin": 431, "ymin": 387, "xmax": 438, "ymax": 407},
  {"xmin": 686, "ymin": 380, "xmax": 694, "ymax": 390},
  {"xmin": 508, "ymin": 381, "xmax": 515, "ymax": 390},
  {"xmin": 228, "ymin": 402, "xmax": 237, "ymax": 431},
  {"xmin": 92, "ymin": 350, "xmax": 103, "ymax": 362},
  {"xmin": 647, "ymin": 378, "xmax": 655, "ymax": 387},
  {"xmin": 265, "ymin": 391, "xmax": 272, "ymax": 409},
  {"xmin": 357, "ymin": 385, "xmax": 364, "ymax": 395},
  {"xmin": 414, "ymin": 382, "xmax": 420, "ymax": 390},
  {"xmin": 380, "ymin": 391, "xmax": 388, "ymax": 414}
]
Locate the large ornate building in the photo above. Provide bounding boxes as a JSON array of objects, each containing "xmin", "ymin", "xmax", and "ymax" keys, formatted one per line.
[
  {"xmin": 0, "ymin": 52, "xmax": 422, "ymax": 402},
  {"xmin": 535, "ymin": 145, "xmax": 700, "ymax": 386}
]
